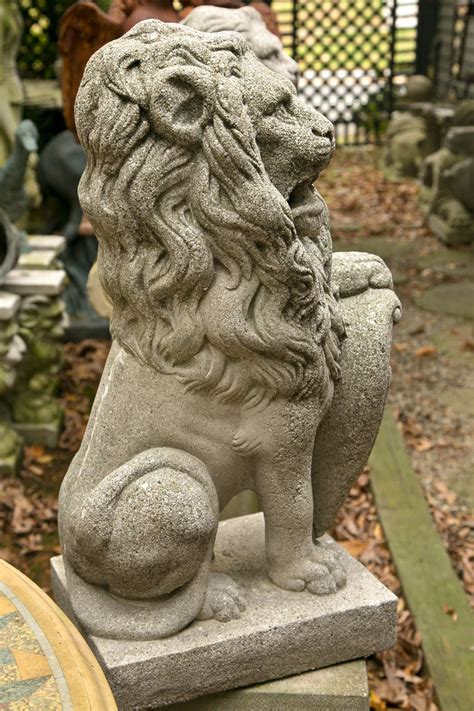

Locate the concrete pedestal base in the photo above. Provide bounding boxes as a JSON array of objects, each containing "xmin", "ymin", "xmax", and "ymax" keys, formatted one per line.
[
  {"xmin": 168, "ymin": 660, "xmax": 369, "ymax": 710},
  {"xmin": 51, "ymin": 513, "xmax": 396, "ymax": 709}
]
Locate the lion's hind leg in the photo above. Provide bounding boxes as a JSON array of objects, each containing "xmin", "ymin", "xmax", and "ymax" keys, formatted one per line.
[{"xmin": 62, "ymin": 447, "xmax": 243, "ymax": 639}]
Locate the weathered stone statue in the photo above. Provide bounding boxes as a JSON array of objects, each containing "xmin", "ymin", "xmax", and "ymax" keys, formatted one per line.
[
  {"xmin": 37, "ymin": 130, "xmax": 100, "ymax": 317},
  {"xmin": 0, "ymin": 121, "xmax": 39, "ymax": 287},
  {"xmin": 59, "ymin": 1, "xmax": 180, "ymax": 136},
  {"xmin": 0, "ymin": 290, "xmax": 23, "ymax": 476},
  {"xmin": 8, "ymin": 294, "xmax": 65, "ymax": 430},
  {"xmin": 420, "ymin": 123, "xmax": 474, "ymax": 245},
  {"xmin": 0, "ymin": 120, "xmax": 39, "ymax": 223},
  {"xmin": 383, "ymin": 75, "xmax": 436, "ymax": 180},
  {"xmin": 57, "ymin": 20, "xmax": 400, "ymax": 657},
  {"xmin": 0, "ymin": 208, "xmax": 21, "ymax": 285},
  {"xmin": 86, "ymin": 4, "xmax": 296, "ymax": 321},
  {"xmin": 182, "ymin": 6, "xmax": 298, "ymax": 84},
  {"xmin": 400, "ymin": 74, "xmax": 434, "ymax": 104}
]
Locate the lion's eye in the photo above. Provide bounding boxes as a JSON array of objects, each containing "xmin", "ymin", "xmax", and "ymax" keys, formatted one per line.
[{"xmin": 272, "ymin": 98, "xmax": 292, "ymax": 119}]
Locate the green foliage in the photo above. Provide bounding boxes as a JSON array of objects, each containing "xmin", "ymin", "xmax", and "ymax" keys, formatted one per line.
[
  {"xmin": 17, "ymin": 0, "xmax": 113, "ymax": 80},
  {"xmin": 18, "ymin": 0, "xmax": 73, "ymax": 79},
  {"xmin": 353, "ymin": 79, "xmax": 391, "ymax": 143}
]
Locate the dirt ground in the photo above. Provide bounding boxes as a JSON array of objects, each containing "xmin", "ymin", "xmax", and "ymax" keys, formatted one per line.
[{"xmin": 1, "ymin": 147, "xmax": 472, "ymax": 711}]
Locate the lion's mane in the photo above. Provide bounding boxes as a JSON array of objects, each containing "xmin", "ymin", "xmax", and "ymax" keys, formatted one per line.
[{"xmin": 76, "ymin": 21, "xmax": 343, "ymax": 403}]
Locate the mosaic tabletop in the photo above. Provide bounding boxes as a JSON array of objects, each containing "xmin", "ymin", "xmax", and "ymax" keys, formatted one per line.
[{"xmin": 0, "ymin": 561, "xmax": 116, "ymax": 710}]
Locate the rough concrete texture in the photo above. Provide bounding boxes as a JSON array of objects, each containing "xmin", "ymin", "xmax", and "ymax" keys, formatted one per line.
[
  {"xmin": 182, "ymin": 6, "xmax": 299, "ymax": 85},
  {"xmin": 57, "ymin": 19, "xmax": 399, "ymax": 644},
  {"xmin": 51, "ymin": 513, "xmax": 397, "ymax": 709},
  {"xmin": 168, "ymin": 660, "xmax": 369, "ymax": 711}
]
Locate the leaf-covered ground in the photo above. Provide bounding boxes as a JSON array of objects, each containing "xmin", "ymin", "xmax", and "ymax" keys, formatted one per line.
[
  {"xmin": 1, "ymin": 147, "xmax": 472, "ymax": 711},
  {"xmin": 324, "ymin": 147, "xmax": 473, "ymax": 711}
]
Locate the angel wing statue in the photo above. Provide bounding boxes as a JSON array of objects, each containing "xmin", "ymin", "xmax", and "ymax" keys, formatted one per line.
[{"xmin": 58, "ymin": 1, "xmax": 180, "ymax": 136}]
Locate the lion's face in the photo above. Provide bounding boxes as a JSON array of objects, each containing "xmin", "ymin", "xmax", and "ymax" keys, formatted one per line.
[
  {"xmin": 76, "ymin": 21, "xmax": 342, "ymax": 401},
  {"xmin": 241, "ymin": 49, "xmax": 334, "ymax": 235}
]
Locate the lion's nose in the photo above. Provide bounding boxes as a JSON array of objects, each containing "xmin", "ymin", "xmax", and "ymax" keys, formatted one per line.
[
  {"xmin": 312, "ymin": 126, "xmax": 334, "ymax": 142},
  {"xmin": 308, "ymin": 111, "xmax": 335, "ymax": 143}
]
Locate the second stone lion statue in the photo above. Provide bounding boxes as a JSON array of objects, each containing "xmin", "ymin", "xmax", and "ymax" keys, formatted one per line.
[{"xmin": 58, "ymin": 20, "xmax": 400, "ymax": 640}]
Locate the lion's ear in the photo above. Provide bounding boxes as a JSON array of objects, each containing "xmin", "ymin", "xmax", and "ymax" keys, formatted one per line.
[
  {"xmin": 149, "ymin": 67, "xmax": 215, "ymax": 146},
  {"xmin": 106, "ymin": 49, "xmax": 148, "ymax": 107}
]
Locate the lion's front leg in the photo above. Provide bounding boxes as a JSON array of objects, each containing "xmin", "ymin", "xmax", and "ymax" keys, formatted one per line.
[{"xmin": 255, "ymin": 403, "xmax": 346, "ymax": 595}]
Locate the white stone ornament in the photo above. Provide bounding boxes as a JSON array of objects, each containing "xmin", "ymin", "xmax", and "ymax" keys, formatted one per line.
[{"xmin": 182, "ymin": 5, "xmax": 299, "ymax": 85}]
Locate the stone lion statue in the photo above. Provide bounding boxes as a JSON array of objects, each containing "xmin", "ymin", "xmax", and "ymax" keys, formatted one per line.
[
  {"xmin": 182, "ymin": 5, "xmax": 299, "ymax": 85},
  {"xmin": 383, "ymin": 75, "xmax": 436, "ymax": 180},
  {"xmin": 420, "ymin": 124, "xmax": 474, "ymax": 244},
  {"xmin": 58, "ymin": 21, "xmax": 400, "ymax": 640}
]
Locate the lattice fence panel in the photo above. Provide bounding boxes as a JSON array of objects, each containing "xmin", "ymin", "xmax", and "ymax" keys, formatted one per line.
[{"xmin": 273, "ymin": 0, "xmax": 419, "ymax": 144}]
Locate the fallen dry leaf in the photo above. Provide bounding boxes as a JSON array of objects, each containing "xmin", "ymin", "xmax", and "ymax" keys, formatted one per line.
[
  {"xmin": 36, "ymin": 454, "xmax": 54, "ymax": 465},
  {"xmin": 414, "ymin": 345, "xmax": 438, "ymax": 358},
  {"xmin": 370, "ymin": 690, "xmax": 387, "ymax": 710},
  {"xmin": 340, "ymin": 540, "xmax": 370, "ymax": 557},
  {"xmin": 24, "ymin": 445, "xmax": 47, "ymax": 459},
  {"xmin": 414, "ymin": 438, "xmax": 434, "ymax": 453},
  {"xmin": 442, "ymin": 604, "xmax": 458, "ymax": 622}
]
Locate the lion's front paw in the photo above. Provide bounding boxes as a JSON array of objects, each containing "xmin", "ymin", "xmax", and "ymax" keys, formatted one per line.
[
  {"xmin": 269, "ymin": 544, "xmax": 346, "ymax": 595},
  {"xmin": 332, "ymin": 251, "xmax": 393, "ymax": 298},
  {"xmin": 197, "ymin": 573, "xmax": 246, "ymax": 622}
]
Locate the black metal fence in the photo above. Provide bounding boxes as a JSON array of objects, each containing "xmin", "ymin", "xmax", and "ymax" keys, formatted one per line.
[
  {"xmin": 272, "ymin": 0, "xmax": 418, "ymax": 144},
  {"xmin": 272, "ymin": 0, "xmax": 474, "ymax": 144},
  {"xmin": 447, "ymin": 0, "xmax": 474, "ymax": 97}
]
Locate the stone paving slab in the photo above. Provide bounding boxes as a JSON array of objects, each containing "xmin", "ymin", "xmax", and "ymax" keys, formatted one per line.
[
  {"xmin": 2, "ymin": 269, "xmax": 66, "ymax": 296},
  {"xmin": 415, "ymin": 282, "xmax": 474, "ymax": 320},
  {"xmin": 52, "ymin": 513, "xmax": 396, "ymax": 709},
  {"xmin": 18, "ymin": 250, "xmax": 58, "ymax": 269},
  {"xmin": 27, "ymin": 235, "xmax": 65, "ymax": 254}
]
